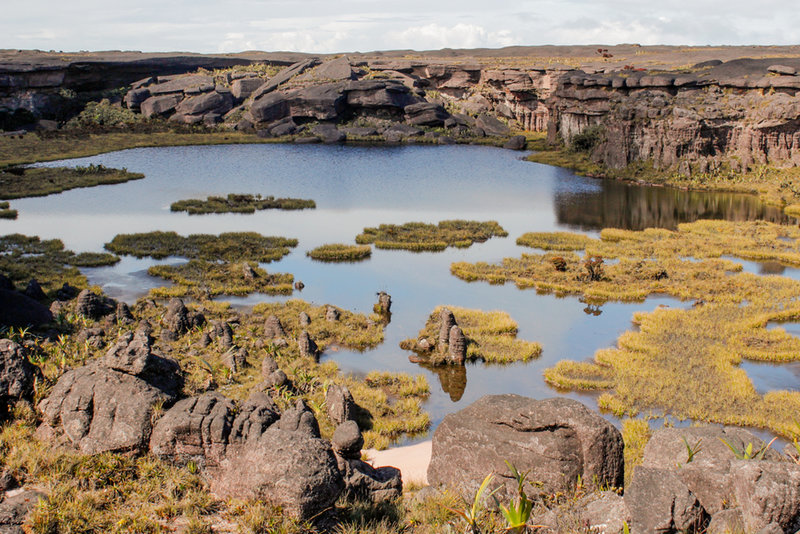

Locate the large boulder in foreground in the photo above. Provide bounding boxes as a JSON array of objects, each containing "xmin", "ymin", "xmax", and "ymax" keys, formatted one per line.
[
  {"xmin": 0, "ymin": 288, "xmax": 52, "ymax": 327},
  {"xmin": 427, "ymin": 395, "xmax": 624, "ymax": 498},
  {"xmin": 640, "ymin": 426, "xmax": 784, "ymax": 515},
  {"xmin": 210, "ymin": 425, "xmax": 344, "ymax": 519},
  {"xmin": 37, "ymin": 326, "xmax": 180, "ymax": 454}
]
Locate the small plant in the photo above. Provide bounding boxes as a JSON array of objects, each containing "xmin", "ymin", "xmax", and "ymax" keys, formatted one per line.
[
  {"xmin": 679, "ymin": 437, "xmax": 702, "ymax": 466},
  {"xmin": 719, "ymin": 437, "xmax": 778, "ymax": 460},
  {"xmin": 446, "ymin": 473, "xmax": 497, "ymax": 534},
  {"xmin": 497, "ymin": 462, "xmax": 535, "ymax": 534}
]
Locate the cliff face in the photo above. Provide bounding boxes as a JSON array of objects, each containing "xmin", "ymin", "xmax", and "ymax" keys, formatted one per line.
[
  {"xmin": 547, "ymin": 58, "xmax": 800, "ymax": 171},
  {"xmin": 3, "ymin": 49, "xmax": 800, "ymax": 174}
]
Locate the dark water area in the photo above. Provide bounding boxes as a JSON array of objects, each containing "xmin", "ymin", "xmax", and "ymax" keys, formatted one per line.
[{"xmin": 2, "ymin": 143, "xmax": 796, "ymax": 442}]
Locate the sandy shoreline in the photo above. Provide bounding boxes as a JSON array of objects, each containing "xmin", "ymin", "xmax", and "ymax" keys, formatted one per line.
[{"xmin": 364, "ymin": 440, "xmax": 432, "ymax": 487}]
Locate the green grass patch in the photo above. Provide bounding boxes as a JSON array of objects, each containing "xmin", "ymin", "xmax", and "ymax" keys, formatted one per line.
[
  {"xmin": 105, "ymin": 231, "xmax": 297, "ymax": 262},
  {"xmin": 356, "ymin": 220, "xmax": 507, "ymax": 252},
  {"xmin": 0, "ymin": 165, "xmax": 144, "ymax": 200},
  {"xmin": 0, "ymin": 233, "xmax": 98, "ymax": 293},
  {"xmin": 0, "ymin": 201, "xmax": 17, "ymax": 219},
  {"xmin": 147, "ymin": 260, "xmax": 293, "ymax": 298},
  {"xmin": 170, "ymin": 193, "xmax": 315, "ymax": 214},
  {"xmin": 307, "ymin": 243, "xmax": 372, "ymax": 262},
  {"xmin": 401, "ymin": 306, "xmax": 542, "ymax": 364},
  {"xmin": 68, "ymin": 252, "xmax": 121, "ymax": 267}
]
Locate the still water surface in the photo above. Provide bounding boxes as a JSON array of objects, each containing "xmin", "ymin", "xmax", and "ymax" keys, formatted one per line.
[{"xmin": 2, "ymin": 143, "xmax": 794, "ymax": 441}]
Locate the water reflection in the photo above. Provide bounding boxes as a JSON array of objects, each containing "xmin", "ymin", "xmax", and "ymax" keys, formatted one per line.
[{"xmin": 555, "ymin": 179, "xmax": 788, "ymax": 231}]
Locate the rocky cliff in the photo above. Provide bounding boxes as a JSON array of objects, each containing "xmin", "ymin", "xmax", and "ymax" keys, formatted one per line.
[{"xmin": 4, "ymin": 47, "xmax": 800, "ymax": 173}]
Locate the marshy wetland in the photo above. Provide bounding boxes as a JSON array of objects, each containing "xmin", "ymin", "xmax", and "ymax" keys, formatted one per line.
[{"xmin": 3, "ymin": 141, "xmax": 798, "ymax": 446}]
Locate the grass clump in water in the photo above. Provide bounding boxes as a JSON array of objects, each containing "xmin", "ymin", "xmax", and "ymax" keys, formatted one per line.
[
  {"xmin": 355, "ymin": 220, "xmax": 508, "ymax": 252},
  {"xmin": 170, "ymin": 193, "xmax": 315, "ymax": 214},
  {"xmin": 105, "ymin": 231, "xmax": 297, "ymax": 262},
  {"xmin": 517, "ymin": 231, "xmax": 591, "ymax": 251},
  {"xmin": 0, "ymin": 234, "xmax": 109, "ymax": 293},
  {"xmin": 307, "ymin": 243, "xmax": 372, "ymax": 262},
  {"xmin": 0, "ymin": 201, "xmax": 17, "ymax": 219},
  {"xmin": 0, "ymin": 165, "xmax": 144, "ymax": 200},
  {"xmin": 147, "ymin": 260, "xmax": 293, "ymax": 298},
  {"xmin": 454, "ymin": 221, "xmax": 800, "ymax": 437},
  {"xmin": 401, "ymin": 306, "xmax": 542, "ymax": 364},
  {"xmin": 67, "ymin": 251, "xmax": 121, "ymax": 267}
]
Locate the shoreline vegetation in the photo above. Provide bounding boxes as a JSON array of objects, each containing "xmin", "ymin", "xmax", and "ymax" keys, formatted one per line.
[
  {"xmin": 170, "ymin": 193, "xmax": 315, "ymax": 214},
  {"xmin": 0, "ymin": 164, "xmax": 144, "ymax": 200},
  {"xmin": 453, "ymin": 221, "xmax": 800, "ymax": 437}
]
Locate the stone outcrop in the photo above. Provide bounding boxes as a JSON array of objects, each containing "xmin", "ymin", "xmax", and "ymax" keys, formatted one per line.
[
  {"xmin": 0, "ymin": 288, "xmax": 52, "ymax": 327},
  {"xmin": 37, "ymin": 325, "xmax": 181, "ymax": 454},
  {"xmin": 75, "ymin": 289, "xmax": 115, "ymax": 320},
  {"xmin": 547, "ymin": 58, "xmax": 800, "ymax": 170},
  {"xmin": 427, "ymin": 395, "xmax": 624, "ymax": 499},
  {"xmin": 326, "ymin": 383, "xmax": 357, "ymax": 426},
  {"xmin": 0, "ymin": 339, "xmax": 37, "ymax": 412}
]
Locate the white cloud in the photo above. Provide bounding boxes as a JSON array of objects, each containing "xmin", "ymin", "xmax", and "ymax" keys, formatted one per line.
[{"xmin": 388, "ymin": 23, "xmax": 519, "ymax": 50}]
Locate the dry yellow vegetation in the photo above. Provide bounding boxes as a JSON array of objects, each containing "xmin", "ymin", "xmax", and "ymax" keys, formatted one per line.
[{"xmin": 453, "ymin": 220, "xmax": 800, "ymax": 437}]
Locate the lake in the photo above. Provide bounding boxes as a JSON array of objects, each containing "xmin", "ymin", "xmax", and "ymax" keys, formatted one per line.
[{"xmin": 2, "ymin": 143, "xmax": 793, "ymax": 442}]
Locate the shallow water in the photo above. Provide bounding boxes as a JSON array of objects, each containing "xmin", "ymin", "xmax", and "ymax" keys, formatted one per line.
[{"xmin": 1, "ymin": 143, "xmax": 794, "ymax": 441}]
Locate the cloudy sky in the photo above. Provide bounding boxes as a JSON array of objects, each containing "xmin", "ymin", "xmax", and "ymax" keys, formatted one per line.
[{"xmin": 3, "ymin": 0, "xmax": 799, "ymax": 54}]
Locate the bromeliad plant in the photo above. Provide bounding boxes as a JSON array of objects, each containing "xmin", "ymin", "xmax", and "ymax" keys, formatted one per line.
[
  {"xmin": 719, "ymin": 437, "xmax": 778, "ymax": 460},
  {"xmin": 496, "ymin": 461, "xmax": 535, "ymax": 534},
  {"xmin": 447, "ymin": 473, "xmax": 498, "ymax": 534}
]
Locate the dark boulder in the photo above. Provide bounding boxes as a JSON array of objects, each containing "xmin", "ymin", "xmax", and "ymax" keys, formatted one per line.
[
  {"xmin": 115, "ymin": 302, "xmax": 134, "ymax": 325},
  {"xmin": 298, "ymin": 330, "xmax": 318, "ymax": 359},
  {"xmin": 346, "ymin": 80, "xmax": 418, "ymax": 109},
  {"xmin": 311, "ymin": 56, "xmax": 355, "ymax": 81},
  {"xmin": 0, "ymin": 274, "xmax": 12, "ymax": 291},
  {"xmin": 625, "ymin": 466, "xmax": 708, "ymax": 533},
  {"xmin": 150, "ymin": 392, "xmax": 235, "ymax": 467},
  {"xmin": 124, "ymin": 87, "xmax": 151, "ymax": 109},
  {"xmin": 503, "ymin": 135, "xmax": 527, "ymax": 150},
  {"xmin": 231, "ymin": 77, "xmax": 264, "ymax": 100},
  {"xmin": 75, "ymin": 289, "xmax": 115, "ymax": 320},
  {"xmin": 0, "ymin": 289, "xmax": 53, "ymax": 327},
  {"xmin": 23, "ymin": 279, "xmax": 46, "ymax": 301},
  {"xmin": 148, "ymin": 74, "xmax": 214, "ymax": 95},
  {"xmin": 0, "ymin": 339, "xmax": 37, "ymax": 411},
  {"xmin": 476, "ymin": 114, "xmax": 510, "ymax": 136},
  {"xmin": 332, "ymin": 420, "xmax": 363, "ymax": 459},
  {"xmin": 427, "ymin": 395, "xmax": 624, "ymax": 499},
  {"xmin": 438, "ymin": 307, "xmax": 456, "ymax": 353},
  {"xmin": 37, "ymin": 329, "xmax": 180, "ymax": 454},
  {"xmin": 140, "ymin": 94, "xmax": 182, "ymax": 118},
  {"xmin": 250, "ymin": 59, "xmax": 321, "ymax": 100},
  {"xmin": 229, "ymin": 391, "xmax": 280, "ymax": 444},
  {"xmin": 326, "ymin": 383, "xmax": 357, "ymax": 426},
  {"xmin": 161, "ymin": 298, "xmax": 195, "ymax": 340},
  {"xmin": 447, "ymin": 325, "xmax": 466, "ymax": 365},
  {"xmin": 731, "ymin": 460, "xmax": 800, "ymax": 532},
  {"xmin": 278, "ymin": 399, "xmax": 321, "ymax": 438},
  {"xmin": 174, "ymin": 91, "xmax": 232, "ymax": 117},
  {"xmin": 404, "ymin": 102, "xmax": 449, "ymax": 126},
  {"xmin": 248, "ymin": 92, "xmax": 291, "ymax": 124},
  {"xmin": 311, "ymin": 123, "xmax": 346, "ymax": 144},
  {"xmin": 338, "ymin": 457, "xmax": 402, "ymax": 504},
  {"xmin": 286, "ymin": 83, "xmax": 346, "ymax": 121},
  {"xmin": 343, "ymin": 126, "xmax": 379, "ymax": 137},
  {"xmin": 210, "ymin": 425, "xmax": 344, "ymax": 520},
  {"xmin": 55, "ymin": 282, "xmax": 79, "ymax": 301},
  {"xmin": 641, "ymin": 426, "xmax": 783, "ymax": 515}
]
